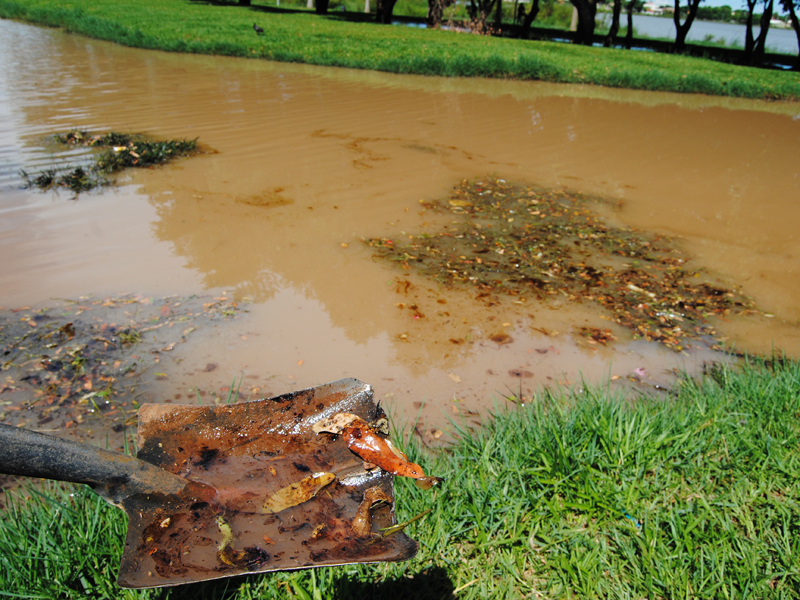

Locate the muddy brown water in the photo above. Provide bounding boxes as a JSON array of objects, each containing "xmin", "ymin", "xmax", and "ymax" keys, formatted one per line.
[{"xmin": 1, "ymin": 19, "xmax": 799, "ymax": 445}]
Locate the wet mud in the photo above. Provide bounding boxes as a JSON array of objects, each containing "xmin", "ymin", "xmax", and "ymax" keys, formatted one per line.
[{"xmin": 0, "ymin": 294, "xmax": 245, "ymax": 444}]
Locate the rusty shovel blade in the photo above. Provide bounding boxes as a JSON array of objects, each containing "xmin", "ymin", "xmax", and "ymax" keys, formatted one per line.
[{"xmin": 118, "ymin": 378, "xmax": 418, "ymax": 588}]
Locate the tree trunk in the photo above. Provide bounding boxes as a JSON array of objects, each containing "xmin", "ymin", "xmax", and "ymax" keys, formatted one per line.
[
  {"xmin": 753, "ymin": 0, "xmax": 774, "ymax": 60},
  {"xmin": 781, "ymin": 0, "xmax": 800, "ymax": 70},
  {"xmin": 427, "ymin": 0, "xmax": 444, "ymax": 26},
  {"xmin": 519, "ymin": 0, "xmax": 541, "ymax": 39},
  {"xmin": 743, "ymin": 0, "xmax": 756, "ymax": 61},
  {"xmin": 495, "ymin": 0, "xmax": 503, "ymax": 30},
  {"xmin": 604, "ymin": 0, "xmax": 622, "ymax": 47},
  {"xmin": 570, "ymin": 0, "xmax": 596, "ymax": 45},
  {"xmin": 375, "ymin": 0, "xmax": 397, "ymax": 22},
  {"xmin": 673, "ymin": 0, "xmax": 701, "ymax": 51},
  {"xmin": 315, "ymin": 0, "xmax": 329, "ymax": 13},
  {"xmin": 467, "ymin": 0, "xmax": 477, "ymax": 20},
  {"xmin": 625, "ymin": 0, "xmax": 635, "ymax": 49}
]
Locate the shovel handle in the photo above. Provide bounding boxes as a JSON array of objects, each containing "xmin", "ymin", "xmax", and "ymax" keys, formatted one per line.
[{"xmin": 0, "ymin": 423, "xmax": 188, "ymax": 503}]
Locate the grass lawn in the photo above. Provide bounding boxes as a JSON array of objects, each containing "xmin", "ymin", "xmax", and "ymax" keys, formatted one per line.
[
  {"xmin": 2, "ymin": 357, "xmax": 799, "ymax": 598},
  {"xmin": 0, "ymin": 0, "xmax": 798, "ymax": 100}
]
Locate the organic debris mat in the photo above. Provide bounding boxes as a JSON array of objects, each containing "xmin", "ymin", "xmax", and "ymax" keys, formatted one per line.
[
  {"xmin": 21, "ymin": 130, "xmax": 202, "ymax": 194},
  {"xmin": 0, "ymin": 294, "xmax": 244, "ymax": 438},
  {"xmin": 365, "ymin": 178, "xmax": 757, "ymax": 351}
]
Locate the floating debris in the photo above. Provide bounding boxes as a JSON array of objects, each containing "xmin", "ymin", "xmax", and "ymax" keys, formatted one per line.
[
  {"xmin": 364, "ymin": 178, "xmax": 757, "ymax": 351},
  {"xmin": 21, "ymin": 130, "xmax": 201, "ymax": 194}
]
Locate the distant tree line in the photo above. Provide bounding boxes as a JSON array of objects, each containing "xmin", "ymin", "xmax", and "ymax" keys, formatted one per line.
[
  {"xmin": 693, "ymin": 5, "xmax": 733, "ymax": 21},
  {"xmin": 678, "ymin": 3, "xmax": 791, "ymax": 24}
]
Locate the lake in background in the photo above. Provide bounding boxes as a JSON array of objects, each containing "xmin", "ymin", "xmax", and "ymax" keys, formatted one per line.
[{"xmin": 613, "ymin": 14, "xmax": 799, "ymax": 54}]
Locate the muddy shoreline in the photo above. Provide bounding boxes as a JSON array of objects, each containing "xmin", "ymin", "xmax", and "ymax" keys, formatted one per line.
[{"xmin": 0, "ymin": 294, "xmax": 246, "ymax": 447}]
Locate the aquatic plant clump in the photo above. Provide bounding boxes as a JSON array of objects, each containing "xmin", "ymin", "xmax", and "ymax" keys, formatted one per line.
[
  {"xmin": 364, "ymin": 178, "xmax": 756, "ymax": 350},
  {"xmin": 22, "ymin": 130, "xmax": 200, "ymax": 194}
]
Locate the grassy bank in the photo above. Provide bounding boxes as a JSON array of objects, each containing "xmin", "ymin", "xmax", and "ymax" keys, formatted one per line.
[
  {"xmin": 2, "ymin": 357, "xmax": 799, "ymax": 598},
  {"xmin": 0, "ymin": 0, "xmax": 798, "ymax": 100}
]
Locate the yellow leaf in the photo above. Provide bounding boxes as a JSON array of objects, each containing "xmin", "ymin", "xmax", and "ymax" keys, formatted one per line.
[{"xmin": 261, "ymin": 472, "xmax": 336, "ymax": 514}]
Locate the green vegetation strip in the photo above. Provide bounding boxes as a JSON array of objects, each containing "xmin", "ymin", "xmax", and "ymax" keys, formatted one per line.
[
  {"xmin": 1, "ymin": 0, "xmax": 798, "ymax": 101},
  {"xmin": 2, "ymin": 358, "xmax": 799, "ymax": 598},
  {"xmin": 22, "ymin": 130, "xmax": 199, "ymax": 193},
  {"xmin": 366, "ymin": 177, "xmax": 756, "ymax": 351}
]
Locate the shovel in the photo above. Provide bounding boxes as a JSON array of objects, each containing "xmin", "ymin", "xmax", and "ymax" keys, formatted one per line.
[{"xmin": 0, "ymin": 378, "xmax": 418, "ymax": 588}]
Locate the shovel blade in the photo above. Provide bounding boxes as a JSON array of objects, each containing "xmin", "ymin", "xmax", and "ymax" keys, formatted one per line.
[{"xmin": 117, "ymin": 378, "xmax": 418, "ymax": 588}]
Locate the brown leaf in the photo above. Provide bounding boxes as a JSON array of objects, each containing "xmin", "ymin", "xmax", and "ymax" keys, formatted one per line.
[{"xmin": 351, "ymin": 486, "xmax": 392, "ymax": 537}]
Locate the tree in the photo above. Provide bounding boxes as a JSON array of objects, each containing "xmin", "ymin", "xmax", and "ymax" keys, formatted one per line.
[
  {"xmin": 570, "ymin": 0, "xmax": 598, "ymax": 45},
  {"xmin": 741, "ymin": 0, "xmax": 773, "ymax": 63},
  {"xmin": 315, "ymin": 0, "xmax": 330, "ymax": 14},
  {"xmin": 465, "ymin": 0, "xmax": 500, "ymax": 33},
  {"xmin": 742, "ymin": 0, "xmax": 757, "ymax": 57},
  {"xmin": 780, "ymin": 0, "xmax": 800, "ymax": 69},
  {"xmin": 624, "ymin": 0, "xmax": 643, "ymax": 49},
  {"xmin": 375, "ymin": 0, "xmax": 398, "ymax": 22},
  {"xmin": 427, "ymin": 0, "xmax": 454, "ymax": 26},
  {"xmin": 604, "ymin": 0, "xmax": 623, "ymax": 46},
  {"xmin": 696, "ymin": 5, "xmax": 732, "ymax": 21},
  {"xmin": 752, "ymin": 0, "xmax": 774, "ymax": 60},
  {"xmin": 518, "ymin": 0, "xmax": 542, "ymax": 38},
  {"xmin": 673, "ymin": 0, "xmax": 703, "ymax": 50}
]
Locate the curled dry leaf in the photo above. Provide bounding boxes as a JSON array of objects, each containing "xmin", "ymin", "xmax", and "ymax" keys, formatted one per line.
[
  {"xmin": 311, "ymin": 412, "xmax": 365, "ymax": 435},
  {"xmin": 351, "ymin": 486, "xmax": 393, "ymax": 537},
  {"xmin": 314, "ymin": 412, "xmax": 444, "ymax": 484},
  {"xmin": 342, "ymin": 426, "xmax": 425, "ymax": 479},
  {"xmin": 261, "ymin": 472, "xmax": 336, "ymax": 514}
]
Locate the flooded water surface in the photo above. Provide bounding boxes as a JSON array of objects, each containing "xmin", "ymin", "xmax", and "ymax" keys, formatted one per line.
[{"xmin": 1, "ymin": 19, "xmax": 799, "ymax": 440}]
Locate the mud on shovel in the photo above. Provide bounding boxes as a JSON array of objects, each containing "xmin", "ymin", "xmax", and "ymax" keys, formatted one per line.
[{"xmin": 0, "ymin": 378, "xmax": 420, "ymax": 588}]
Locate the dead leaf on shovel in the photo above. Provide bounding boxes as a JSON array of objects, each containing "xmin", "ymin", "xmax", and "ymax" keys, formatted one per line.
[
  {"xmin": 351, "ymin": 486, "xmax": 393, "ymax": 537},
  {"xmin": 313, "ymin": 412, "xmax": 444, "ymax": 488},
  {"xmin": 261, "ymin": 472, "xmax": 336, "ymax": 514},
  {"xmin": 343, "ymin": 426, "xmax": 425, "ymax": 479},
  {"xmin": 312, "ymin": 412, "xmax": 364, "ymax": 435},
  {"xmin": 323, "ymin": 417, "xmax": 444, "ymax": 489}
]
